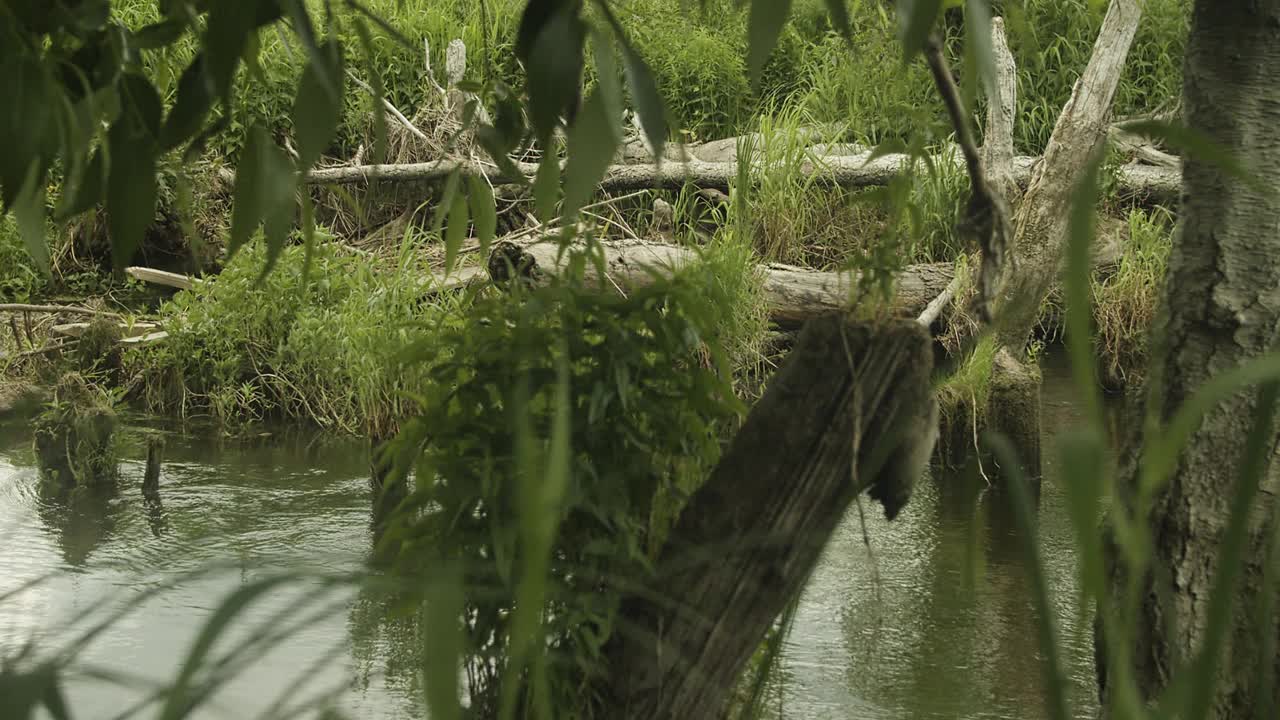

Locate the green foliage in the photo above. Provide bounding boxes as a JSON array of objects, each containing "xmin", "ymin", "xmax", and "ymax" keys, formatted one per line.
[
  {"xmin": 800, "ymin": 0, "xmax": 1189, "ymax": 154},
  {"xmin": 1002, "ymin": 0, "xmax": 1188, "ymax": 152},
  {"xmin": 378, "ymin": 243, "xmax": 758, "ymax": 717},
  {"xmin": 0, "ymin": 213, "xmax": 47, "ymax": 301},
  {"xmin": 128, "ymin": 236, "xmax": 457, "ymax": 436}
]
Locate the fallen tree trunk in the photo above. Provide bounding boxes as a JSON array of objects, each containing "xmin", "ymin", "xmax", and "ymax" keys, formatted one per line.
[
  {"xmin": 603, "ymin": 316, "xmax": 936, "ymax": 718},
  {"xmin": 486, "ymin": 237, "xmax": 954, "ymax": 326},
  {"xmin": 293, "ymin": 151, "xmax": 1178, "ymax": 204},
  {"xmin": 482, "ymin": 233, "xmax": 1122, "ymax": 328}
]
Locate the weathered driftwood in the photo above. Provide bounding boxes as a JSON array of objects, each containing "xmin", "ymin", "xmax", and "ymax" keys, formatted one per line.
[
  {"xmin": 126, "ymin": 266, "xmax": 203, "ymax": 291},
  {"xmin": 605, "ymin": 317, "xmax": 936, "ymax": 719},
  {"xmin": 479, "ymin": 229, "xmax": 1127, "ymax": 329},
  {"xmin": 982, "ymin": 17, "xmax": 1019, "ymax": 201},
  {"xmin": 297, "ymin": 152, "xmax": 1178, "ymax": 204},
  {"xmin": 1000, "ymin": 0, "xmax": 1143, "ymax": 347},
  {"xmin": 485, "ymin": 237, "xmax": 954, "ymax": 326},
  {"xmin": 118, "ymin": 331, "xmax": 170, "ymax": 346},
  {"xmin": 1109, "ymin": 126, "xmax": 1179, "ymax": 169},
  {"xmin": 917, "ymin": 273, "xmax": 964, "ymax": 328}
]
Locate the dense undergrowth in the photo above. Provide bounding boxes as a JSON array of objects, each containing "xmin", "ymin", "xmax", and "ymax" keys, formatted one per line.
[
  {"xmin": 0, "ymin": 3, "xmax": 1211, "ymax": 719},
  {"xmin": 0, "ymin": 0, "xmax": 1186, "ymax": 418},
  {"xmin": 125, "ymin": 237, "xmax": 458, "ymax": 437}
]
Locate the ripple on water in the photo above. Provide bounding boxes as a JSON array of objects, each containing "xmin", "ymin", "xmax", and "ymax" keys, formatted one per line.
[{"xmin": 0, "ymin": 431, "xmax": 422, "ymax": 719}]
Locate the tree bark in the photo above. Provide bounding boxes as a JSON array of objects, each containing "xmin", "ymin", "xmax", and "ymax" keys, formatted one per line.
[
  {"xmin": 982, "ymin": 16, "xmax": 1019, "ymax": 202},
  {"xmin": 604, "ymin": 317, "xmax": 936, "ymax": 719},
  {"xmin": 1104, "ymin": 1, "xmax": 1280, "ymax": 716}
]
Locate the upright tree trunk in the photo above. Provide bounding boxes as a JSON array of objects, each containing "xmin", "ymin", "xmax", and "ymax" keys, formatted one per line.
[{"xmin": 1105, "ymin": 1, "xmax": 1280, "ymax": 716}]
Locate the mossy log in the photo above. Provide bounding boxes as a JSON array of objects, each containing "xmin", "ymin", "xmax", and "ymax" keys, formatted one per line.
[{"xmin": 604, "ymin": 316, "xmax": 936, "ymax": 719}]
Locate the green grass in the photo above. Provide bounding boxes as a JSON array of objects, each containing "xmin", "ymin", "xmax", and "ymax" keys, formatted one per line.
[
  {"xmin": 799, "ymin": 0, "xmax": 1189, "ymax": 155},
  {"xmin": 1091, "ymin": 206, "xmax": 1173, "ymax": 390},
  {"xmin": 0, "ymin": 213, "xmax": 47, "ymax": 303},
  {"xmin": 124, "ymin": 232, "xmax": 466, "ymax": 436}
]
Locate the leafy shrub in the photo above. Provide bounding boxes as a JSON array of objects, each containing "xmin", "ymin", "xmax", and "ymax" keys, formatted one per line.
[
  {"xmin": 378, "ymin": 238, "xmax": 765, "ymax": 717},
  {"xmin": 0, "ymin": 213, "xmax": 47, "ymax": 302}
]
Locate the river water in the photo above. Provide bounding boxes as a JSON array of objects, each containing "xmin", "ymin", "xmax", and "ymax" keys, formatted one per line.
[{"xmin": 0, "ymin": 351, "xmax": 1101, "ymax": 719}]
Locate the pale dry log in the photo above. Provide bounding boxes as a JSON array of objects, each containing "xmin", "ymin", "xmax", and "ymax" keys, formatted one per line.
[
  {"xmin": 126, "ymin": 266, "xmax": 203, "ymax": 291},
  {"xmin": 52, "ymin": 321, "xmax": 159, "ymax": 338},
  {"xmin": 605, "ymin": 317, "xmax": 936, "ymax": 719},
  {"xmin": 999, "ymin": 0, "xmax": 1144, "ymax": 347},
  {"xmin": 486, "ymin": 237, "xmax": 954, "ymax": 326},
  {"xmin": 296, "ymin": 152, "xmax": 1178, "ymax": 204},
  {"xmin": 982, "ymin": 17, "xmax": 1019, "ymax": 200},
  {"xmin": 917, "ymin": 273, "xmax": 964, "ymax": 328}
]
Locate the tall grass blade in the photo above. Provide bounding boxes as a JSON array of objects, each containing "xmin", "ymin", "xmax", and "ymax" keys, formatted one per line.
[
  {"xmin": 157, "ymin": 573, "xmax": 307, "ymax": 720},
  {"xmin": 423, "ymin": 564, "xmax": 464, "ymax": 720},
  {"xmin": 985, "ymin": 432, "xmax": 1072, "ymax": 720}
]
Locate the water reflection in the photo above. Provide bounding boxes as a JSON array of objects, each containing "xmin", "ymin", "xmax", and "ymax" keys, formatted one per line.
[
  {"xmin": 0, "ymin": 429, "xmax": 422, "ymax": 719},
  {"xmin": 775, "ymin": 350, "xmax": 1103, "ymax": 720},
  {"xmin": 35, "ymin": 482, "xmax": 122, "ymax": 568},
  {"xmin": 0, "ymin": 348, "xmax": 1106, "ymax": 720}
]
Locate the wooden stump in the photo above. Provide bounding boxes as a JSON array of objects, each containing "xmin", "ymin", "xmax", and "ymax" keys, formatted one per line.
[
  {"xmin": 988, "ymin": 349, "xmax": 1043, "ymax": 479},
  {"xmin": 604, "ymin": 315, "xmax": 936, "ymax": 719}
]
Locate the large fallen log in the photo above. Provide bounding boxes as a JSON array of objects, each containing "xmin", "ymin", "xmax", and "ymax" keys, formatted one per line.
[
  {"xmin": 294, "ymin": 150, "xmax": 1178, "ymax": 205},
  {"xmin": 486, "ymin": 236, "xmax": 954, "ymax": 326},
  {"xmin": 482, "ymin": 233, "xmax": 1123, "ymax": 328}
]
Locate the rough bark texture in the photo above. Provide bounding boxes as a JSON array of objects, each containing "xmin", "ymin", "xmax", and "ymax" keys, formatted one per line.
[
  {"xmin": 487, "ymin": 237, "xmax": 954, "ymax": 327},
  {"xmin": 1105, "ymin": 1, "xmax": 1280, "ymax": 716},
  {"xmin": 605, "ymin": 317, "xmax": 936, "ymax": 719},
  {"xmin": 982, "ymin": 16, "xmax": 1019, "ymax": 201},
  {"xmin": 998, "ymin": 0, "xmax": 1143, "ymax": 348}
]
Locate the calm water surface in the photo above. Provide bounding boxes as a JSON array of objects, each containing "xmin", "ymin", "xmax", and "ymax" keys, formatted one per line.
[{"xmin": 0, "ymin": 352, "xmax": 1100, "ymax": 719}]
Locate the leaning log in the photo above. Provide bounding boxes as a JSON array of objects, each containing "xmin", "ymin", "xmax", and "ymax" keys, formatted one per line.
[
  {"xmin": 294, "ymin": 151, "xmax": 1178, "ymax": 205},
  {"xmin": 604, "ymin": 317, "xmax": 936, "ymax": 719},
  {"xmin": 999, "ymin": 0, "xmax": 1144, "ymax": 348},
  {"xmin": 486, "ymin": 237, "xmax": 954, "ymax": 326}
]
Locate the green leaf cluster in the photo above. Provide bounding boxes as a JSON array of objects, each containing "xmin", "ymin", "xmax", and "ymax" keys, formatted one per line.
[{"xmin": 377, "ymin": 248, "xmax": 750, "ymax": 717}]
